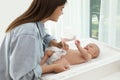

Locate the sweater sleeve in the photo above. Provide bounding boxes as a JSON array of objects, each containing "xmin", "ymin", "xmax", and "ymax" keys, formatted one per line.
[
  {"xmin": 43, "ymin": 33, "xmax": 55, "ymax": 48},
  {"xmin": 10, "ymin": 34, "xmax": 42, "ymax": 80}
]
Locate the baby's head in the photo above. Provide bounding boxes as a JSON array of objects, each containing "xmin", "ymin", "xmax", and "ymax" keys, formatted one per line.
[{"xmin": 84, "ymin": 43, "xmax": 100, "ymax": 59}]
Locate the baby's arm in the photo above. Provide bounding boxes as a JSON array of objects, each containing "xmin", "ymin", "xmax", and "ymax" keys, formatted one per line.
[
  {"xmin": 75, "ymin": 40, "xmax": 92, "ymax": 61},
  {"xmin": 40, "ymin": 50, "xmax": 54, "ymax": 65}
]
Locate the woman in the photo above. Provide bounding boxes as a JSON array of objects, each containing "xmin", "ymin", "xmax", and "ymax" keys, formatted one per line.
[{"xmin": 0, "ymin": 0, "xmax": 69, "ymax": 80}]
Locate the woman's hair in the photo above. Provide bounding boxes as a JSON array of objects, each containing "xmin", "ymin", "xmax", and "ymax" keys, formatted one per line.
[{"xmin": 6, "ymin": 0, "xmax": 67, "ymax": 32}]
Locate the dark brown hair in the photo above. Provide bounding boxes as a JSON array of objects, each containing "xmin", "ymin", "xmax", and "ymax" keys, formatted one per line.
[{"xmin": 6, "ymin": 0, "xmax": 67, "ymax": 32}]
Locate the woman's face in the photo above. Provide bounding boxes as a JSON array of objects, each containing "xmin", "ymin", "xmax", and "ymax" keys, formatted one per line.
[{"xmin": 49, "ymin": 5, "xmax": 65, "ymax": 22}]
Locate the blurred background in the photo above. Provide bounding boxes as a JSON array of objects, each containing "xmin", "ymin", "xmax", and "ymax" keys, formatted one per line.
[{"xmin": 0, "ymin": 0, "xmax": 120, "ymax": 48}]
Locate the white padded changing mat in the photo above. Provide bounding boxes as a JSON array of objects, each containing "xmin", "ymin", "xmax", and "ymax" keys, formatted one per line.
[{"xmin": 41, "ymin": 38, "xmax": 120, "ymax": 80}]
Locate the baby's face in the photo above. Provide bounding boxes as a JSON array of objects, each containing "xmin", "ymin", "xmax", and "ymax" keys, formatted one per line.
[{"xmin": 84, "ymin": 43, "xmax": 98, "ymax": 57}]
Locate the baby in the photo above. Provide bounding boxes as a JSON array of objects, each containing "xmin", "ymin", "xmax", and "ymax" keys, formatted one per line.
[{"xmin": 41, "ymin": 40, "xmax": 100, "ymax": 66}]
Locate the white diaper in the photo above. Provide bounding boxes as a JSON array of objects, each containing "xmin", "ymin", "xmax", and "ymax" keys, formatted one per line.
[{"xmin": 45, "ymin": 47, "xmax": 66, "ymax": 64}]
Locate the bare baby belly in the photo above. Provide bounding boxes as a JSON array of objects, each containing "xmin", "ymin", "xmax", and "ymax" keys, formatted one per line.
[{"xmin": 53, "ymin": 57, "xmax": 70, "ymax": 65}]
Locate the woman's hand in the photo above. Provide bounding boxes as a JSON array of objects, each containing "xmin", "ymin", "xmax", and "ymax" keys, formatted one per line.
[
  {"xmin": 53, "ymin": 63, "xmax": 70, "ymax": 73},
  {"xmin": 49, "ymin": 40, "xmax": 69, "ymax": 51},
  {"xmin": 57, "ymin": 41, "xmax": 69, "ymax": 51},
  {"xmin": 41, "ymin": 63, "xmax": 70, "ymax": 73}
]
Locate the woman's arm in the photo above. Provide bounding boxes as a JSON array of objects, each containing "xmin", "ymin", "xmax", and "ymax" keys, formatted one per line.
[
  {"xmin": 49, "ymin": 39, "xmax": 59, "ymax": 47},
  {"xmin": 49, "ymin": 40, "xmax": 69, "ymax": 51},
  {"xmin": 10, "ymin": 34, "xmax": 42, "ymax": 80},
  {"xmin": 43, "ymin": 33, "xmax": 69, "ymax": 50},
  {"xmin": 42, "ymin": 63, "xmax": 69, "ymax": 73}
]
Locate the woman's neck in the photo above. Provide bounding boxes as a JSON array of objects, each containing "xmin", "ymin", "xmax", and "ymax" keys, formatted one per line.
[{"xmin": 41, "ymin": 18, "xmax": 49, "ymax": 23}]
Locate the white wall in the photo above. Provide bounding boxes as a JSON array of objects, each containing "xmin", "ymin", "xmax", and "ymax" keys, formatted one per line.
[
  {"xmin": 45, "ymin": 0, "xmax": 90, "ymax": 40},
  {"xmin": 0, "ymin": 0, "xmax": 32, "ymax": 43},
  {"xmin": 0, "ymin": 0, "xmax": 90, "ymax": 43}
]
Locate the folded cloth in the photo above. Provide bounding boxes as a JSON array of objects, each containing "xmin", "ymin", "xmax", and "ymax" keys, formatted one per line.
[{"xmin": 45, "ymin": 47, "xmax": 66, "ymax": 64}]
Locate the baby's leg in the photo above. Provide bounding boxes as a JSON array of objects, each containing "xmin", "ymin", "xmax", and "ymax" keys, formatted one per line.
[
  {"xmin": 40, "ymin": 50, "xmax": 54, "ymax": 65},
  {"xmin": 53, "ymin": 57, "xmax": 70, "ymax": 66}
]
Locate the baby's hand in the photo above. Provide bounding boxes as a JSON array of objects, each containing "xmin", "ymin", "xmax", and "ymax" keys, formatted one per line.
[{"xmin": 75, "ymin": 40, "xmax": 80, "ymax": 45}]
